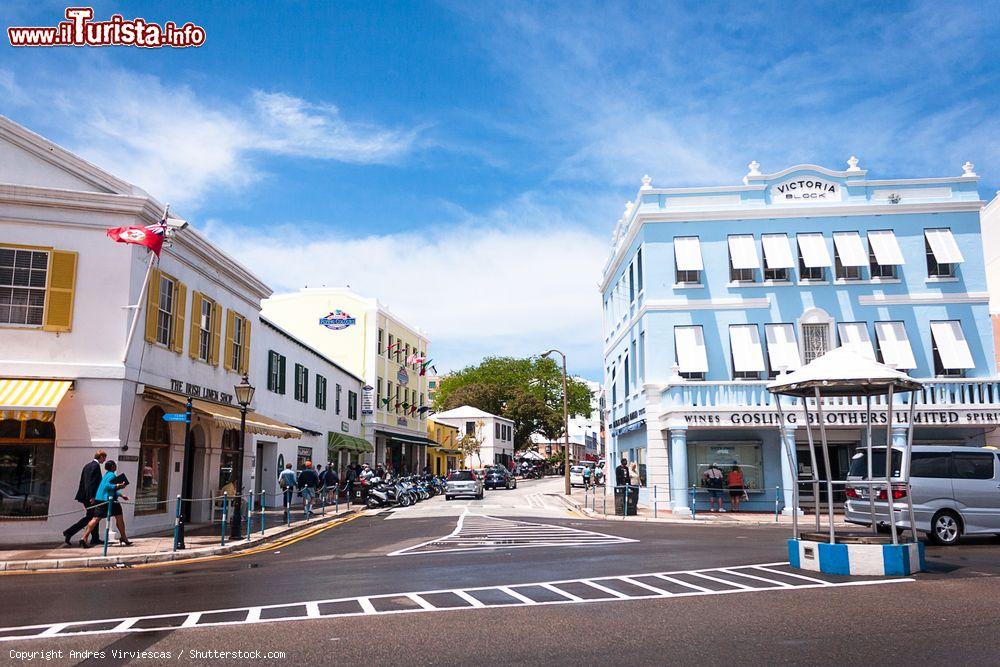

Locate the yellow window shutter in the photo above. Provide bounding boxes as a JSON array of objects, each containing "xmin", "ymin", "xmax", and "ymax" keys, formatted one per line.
[
  {"xmin": 42, "ymin": 250, "xmax": 78, "ymax": 332},
  {"xmin": 172, "ymin": 281, "xmax": 187, "ymax": 354},
  {"xmin": 143, "ymin": 268, "xmax": 161, "ymax": 343},
  {"xmin": 239, "ymin": 316, "xmax": 252, "ymax": 375},
  {"xmin": 223, "ymin": 309, "xmax": 235, "ymax": 371},
  {"xmin": 188, "ymin": 292, "xmax": 202, "ymax": 359},
  {"xmin": 210, "ymin": 301, "xmax": 222, "ymax": 365}
]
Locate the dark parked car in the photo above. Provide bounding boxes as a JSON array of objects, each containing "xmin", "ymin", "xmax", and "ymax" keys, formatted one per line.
[{"xmin": 484, "ymin": 466, "xmax": 517, "ymax": 490}]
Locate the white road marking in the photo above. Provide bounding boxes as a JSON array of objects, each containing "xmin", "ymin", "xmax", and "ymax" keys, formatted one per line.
[
  {"xmin": 0, "ymin": 562, "xmax": 915, "ymax": 643},
  {"xmin": 388, "ymin": 511, "xmax": 636, "ymax": 556}
]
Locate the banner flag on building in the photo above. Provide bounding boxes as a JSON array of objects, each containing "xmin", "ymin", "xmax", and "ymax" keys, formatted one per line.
[
  {"xmin": 381, "ymin": 398, "xmax": 391, "ymax": 406},
  {"xmin": 106, "ymin": 219, "xmax": 169, "ymax": 257}
]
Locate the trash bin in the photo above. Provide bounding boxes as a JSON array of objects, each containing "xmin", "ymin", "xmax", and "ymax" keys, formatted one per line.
[
  {"xmin": 614, "ymin": 485, "xmax": 639, "ymax": 516},
  {"xmin": 350, "ymin": 483, "xmax": 368, "ymax": 505}
]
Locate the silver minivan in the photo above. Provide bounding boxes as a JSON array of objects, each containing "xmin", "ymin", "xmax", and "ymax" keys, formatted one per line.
[{"xmin": 845, "ymin": 445, "xmax": 1000, "ymax": 545}]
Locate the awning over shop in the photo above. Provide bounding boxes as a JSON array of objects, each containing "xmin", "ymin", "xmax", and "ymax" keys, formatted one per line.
[
  {"xmin": 145, "ymin": 387, "xmax": 302, "ymax": 439},
  {"xmin": 0, "ymin": 379, "xmax": 72, "ymax": 422},
  {"xmin": 328, "ymin": 432, "xmax": 374, "ymax": 453},
  {"xmin": 376, "ymin": 430, "xmax": 435, "ymax": 447},
  {"xmin": 674, "ymin": 236, "xmax": 704, "ymax": 271}
]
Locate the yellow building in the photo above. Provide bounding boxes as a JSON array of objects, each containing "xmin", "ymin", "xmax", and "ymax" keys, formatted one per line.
[
  {"xmin": 261, "ymin": 288, "xmax": 432, "ymax": 473},
  {"xmin": 427, "ymin": 419, "xmax": 462, "ymax": 476}
]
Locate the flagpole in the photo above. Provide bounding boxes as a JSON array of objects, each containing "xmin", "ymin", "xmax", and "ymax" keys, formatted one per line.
[{"xmin": 120, "ymin": 204, "xmax": 169, "ymax": 364}]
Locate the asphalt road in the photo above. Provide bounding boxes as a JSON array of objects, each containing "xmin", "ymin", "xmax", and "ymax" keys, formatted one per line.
[{"xmin": 3, "ymin": 477, "xmax": 1000, "ymax": 665}]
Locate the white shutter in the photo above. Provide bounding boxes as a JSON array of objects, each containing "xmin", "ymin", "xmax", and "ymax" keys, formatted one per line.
[
  {"xmin": 930, "ymin": 321, "xmax": 975, "ymax": 369},
  {"xmin": 833, "ymin": 232, "xmax": 868, "ymax": 267},
  {"xmin": 675, "ymin": 326, "xmax": 708, "ymax": 373},
  {"xmin": 867, "ymin": 230, "xmax": 905, "ymax": 265},
  {"xmin": 874, "ymin": 322, "xmax": 916, "ymax": 370},
  {"xmin": 837, "ymin": 322, "xmax": 875, "ymax": 360},
  {"xmin": 764, "ymin": 324, "xmax": 801, "ymax": 372},
  {"xmin": 728, "ymin": 235, "xmax": 760, "ymax": 269},
  {"xmin": 925, "ymin": 229, "xmax": 965, "ymax": 264},
  {"xmin": 761, "ymin": 234, "xmax": 795, "ymax": 269},
  {"xmin": 674, "ymin": 237, "xmax": 704, "ymax": 271},
  {"xmin": 729, "ymin": 325, "xmax": 766, "ymax": 372},
  {"xmin": 797, "ymin": 233, "xmax": 832, "ymax": 268}
]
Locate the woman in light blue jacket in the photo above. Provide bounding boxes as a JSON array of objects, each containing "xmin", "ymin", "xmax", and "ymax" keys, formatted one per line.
[{"xmin": 80, "ymin": 460, "xmax": 132, "ymax": 547}]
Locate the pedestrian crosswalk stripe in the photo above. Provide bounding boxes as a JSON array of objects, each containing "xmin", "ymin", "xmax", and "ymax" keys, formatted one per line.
[
  {"xmin": 388, "ymin": 510, "xmax": 637, "ymax": 555},
  {"xmin": 0, "ymin": 562, "xmax": 915, "ymax": 643}
]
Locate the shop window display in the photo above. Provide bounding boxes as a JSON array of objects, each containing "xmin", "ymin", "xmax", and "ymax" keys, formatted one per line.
[
  {"xmin": 0, "ymin": 419, "xmax": 54, "ymax": 517},
  {"xmin": 688, "ymin": 442, "xmax": 763, "ymax": 492}
]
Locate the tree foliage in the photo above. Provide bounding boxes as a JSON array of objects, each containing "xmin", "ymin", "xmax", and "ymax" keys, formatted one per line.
[{"xmin": 433, "ymin": 356, "xmax": 593, "ymax": 451}]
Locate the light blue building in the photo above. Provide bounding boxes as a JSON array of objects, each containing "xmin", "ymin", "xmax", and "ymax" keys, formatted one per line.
[{"xmin": 601, "ymin": 159, "xmax": 997, "ymax": 515}]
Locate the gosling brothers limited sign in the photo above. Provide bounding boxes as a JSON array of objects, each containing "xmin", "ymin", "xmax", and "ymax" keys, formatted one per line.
[
  {"xmin": 682, "ymin": 408, "xmax": 1000, "ymax": 427},
  {"xmin": 319, "ymin": 310, "xmax": 356, "ymax": 330},
  {"xmin": 770, "ymin": 177, "xmax": 842, "ymax": 203}
]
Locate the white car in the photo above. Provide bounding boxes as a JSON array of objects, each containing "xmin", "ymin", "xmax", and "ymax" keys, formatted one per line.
[{"xmin": 569, "ymin": 465, "xmax": 587, "ymax": 488}]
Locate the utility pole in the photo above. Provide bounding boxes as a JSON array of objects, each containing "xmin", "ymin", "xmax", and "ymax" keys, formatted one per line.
[{"xmin": 542, "ymin": 349, "xmax": 571, "ymax": 496}]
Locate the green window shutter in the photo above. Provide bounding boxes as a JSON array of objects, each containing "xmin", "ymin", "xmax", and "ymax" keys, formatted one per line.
[
  {"xmin": 279, "ymin": 356, "xmax": 286, "ymax": 394},
  {"xmin": 267, "ymin": 351, "xmax": 275, "ymax": 391}
]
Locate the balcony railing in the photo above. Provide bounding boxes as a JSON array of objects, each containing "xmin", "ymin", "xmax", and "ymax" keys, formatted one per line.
[{"xmin": 662, "ymin": 378, "xmax": 1000, "ymax": 410}]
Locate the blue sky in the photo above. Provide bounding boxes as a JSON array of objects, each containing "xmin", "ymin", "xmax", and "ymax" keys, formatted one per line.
[{"xmin": 2, "ymin": 1, "xmax": 999, "ymax": 379}]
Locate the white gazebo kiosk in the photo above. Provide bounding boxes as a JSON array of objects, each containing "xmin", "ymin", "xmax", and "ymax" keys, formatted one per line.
[{"xmin": 768, "ymin": 348, "xmax": 925, "ymax": 576}]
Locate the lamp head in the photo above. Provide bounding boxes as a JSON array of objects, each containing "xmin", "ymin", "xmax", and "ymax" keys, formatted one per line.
[{"xmin": 234, "ymin": 374, "xmax": 255, "ymax": 407}]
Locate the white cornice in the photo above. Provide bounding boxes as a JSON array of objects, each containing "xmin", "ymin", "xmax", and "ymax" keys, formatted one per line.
[
  {"xmin": 857, "ymin": 291, "xmax": 989, "ymax": 306},
  {"xmin": 0, "ymin": 184, "xmax": 163, "ymax": 223},
  {"xmin": 168, "ymin": 228, "xmax": 272, "ymax": 302},
  {"xmin": 747, "ymin": 163, "xmax": 866, "ymax": 181},
  {"xmin": 601, "ymin": 200, "xmax": 983, "ymax": 292}
]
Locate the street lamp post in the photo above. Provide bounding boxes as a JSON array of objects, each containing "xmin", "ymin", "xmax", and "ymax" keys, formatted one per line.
[
  {"xmin": 541, "ymin": 349, "xmax": 571, "ymax": 496},
  {"xmin": 231, "ymin": 374, "xmax": 255, "ymax": 540}
]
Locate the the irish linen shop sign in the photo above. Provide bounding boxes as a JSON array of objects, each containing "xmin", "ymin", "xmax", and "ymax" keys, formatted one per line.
[{"xmin": 770, "ymin": 177, "xmax": 841, "ymax": 203}]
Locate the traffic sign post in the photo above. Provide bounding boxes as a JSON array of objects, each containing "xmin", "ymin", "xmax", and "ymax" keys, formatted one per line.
[{"xmin": 162, "ymin": 412, "xmax": 190, "ymax": 423}]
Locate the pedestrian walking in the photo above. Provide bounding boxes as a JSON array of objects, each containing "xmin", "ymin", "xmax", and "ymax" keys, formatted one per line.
[
  {"xmin": 323, "ymin": 464, "xmax": 339, "ymax": 504},
  {"xmin": 727, "ymin": 462, "xmax": 745, "ymax": 512},
  {"xmin": 629, "ymin": 462, "xmax": 641, "ymax": 486},
  {"xmin": 702, "ymin": 464, "xmax": 726, "ymax": 512},
  {"xmin": 80, "ymin": 460, "xmax": 132, "ymax": 547},
  {"xmin": 278, "ymin": 463, "xmax": 297, "ymax": 509},
  {"xmin": 297, "ymin": 460, "xmax": 320, "ymax": 518},
  {"xmin": 583, "ymin": 465, "xmax": 592, "ymax": 488},
  {"xmin": 615, "ymin": 457, "xmax": 630, "ymax": 486},
  {"xmin": 63, "ymin": 449, "xmax": 106, "ymax": 547}
]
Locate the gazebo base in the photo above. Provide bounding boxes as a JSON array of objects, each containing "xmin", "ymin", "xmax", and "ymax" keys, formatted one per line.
[{"xmin": 788, "ymin": 537, "xmax": 925, "ymax": 576}]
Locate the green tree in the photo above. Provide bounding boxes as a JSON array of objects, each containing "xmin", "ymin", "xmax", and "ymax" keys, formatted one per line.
[{"xmin": 433, "ymin": 356, "xmax": 593, "ymax": 451}]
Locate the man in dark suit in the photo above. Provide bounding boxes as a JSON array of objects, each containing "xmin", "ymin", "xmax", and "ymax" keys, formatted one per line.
[{"xmin": 63, "ymin": 450, "xmax": 106, "ymax": 546}]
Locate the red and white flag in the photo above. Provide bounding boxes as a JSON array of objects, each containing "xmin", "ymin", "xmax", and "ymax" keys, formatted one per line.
[{"xmin": 106, "ymin": 220, "xmax": 169, "ymax": 257}]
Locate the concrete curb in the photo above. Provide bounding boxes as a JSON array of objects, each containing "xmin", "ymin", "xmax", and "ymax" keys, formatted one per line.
[
  {"xmin": 0, "ymin": 508, "xmax": 361, "ymax": 573},
  {"xmin": 551, "ymin": 493, "xmax": 849, "ymax": 528}
]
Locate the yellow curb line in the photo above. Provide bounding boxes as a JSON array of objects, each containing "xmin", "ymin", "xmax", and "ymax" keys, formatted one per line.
[{"xmin": 1, "ymin": 512, "xmax": 364, "ymax": 576}]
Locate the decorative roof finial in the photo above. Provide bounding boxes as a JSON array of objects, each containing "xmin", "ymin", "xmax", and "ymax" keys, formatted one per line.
[
  {"xmin": 962, "ymin": 161, "xmax": 977, "ymax": 177},
  {"xmin": 747, "ymin": 160, "xmax": 761, "ymax": 176},
  {"xmin": 846, "ymin": 155, "xmax": 860, "ymax": 172},
  {"xmin": 624, "ymin": 201, "xmax": 635, "ymax": 216},
  {"xmin": 640, "ymin": 174, "xmax": 653, "ymax": 191}
]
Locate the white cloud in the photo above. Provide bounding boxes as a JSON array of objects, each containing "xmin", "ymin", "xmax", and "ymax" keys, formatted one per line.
[
  {"xmin": 0, "ymin": 65, "xmax": 421, "ymax": 208},
  {"xmin": 202, "ymin": 218, "xmax": 607, "ymax": 377}
]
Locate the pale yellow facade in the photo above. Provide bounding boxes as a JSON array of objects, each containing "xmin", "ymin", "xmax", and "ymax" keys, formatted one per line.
[{"xmin": 260, "ymin": 288, "xmax": 431, "ymax": 472}]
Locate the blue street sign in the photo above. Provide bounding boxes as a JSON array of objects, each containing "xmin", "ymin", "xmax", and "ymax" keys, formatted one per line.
[{"xmin": 162, "ymin": 412, "xmax": 190, "ymax": 423}]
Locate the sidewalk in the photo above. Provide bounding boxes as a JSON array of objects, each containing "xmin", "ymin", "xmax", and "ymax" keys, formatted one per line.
[
  {"xmin": 0, "ymin": 503, "xmax": 360, "ymax": 573},
  {"xmin": 554, "ymin": 485, "xmax": 851, "ymax": 527}
]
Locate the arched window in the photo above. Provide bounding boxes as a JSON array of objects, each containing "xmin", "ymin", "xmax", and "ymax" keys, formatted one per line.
[{"xmin": 136, "ymin": 406, "xmax": 171, "ymax": 515}]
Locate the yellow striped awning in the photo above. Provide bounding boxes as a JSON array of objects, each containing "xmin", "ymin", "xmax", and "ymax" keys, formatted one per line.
[
  {"xmin": 0, "ymin": 379, "xmax": 72, "ymax": 422},
  {"xmin": 145, "ymin": 387, "xmax": 302, "ymax": 440}
]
